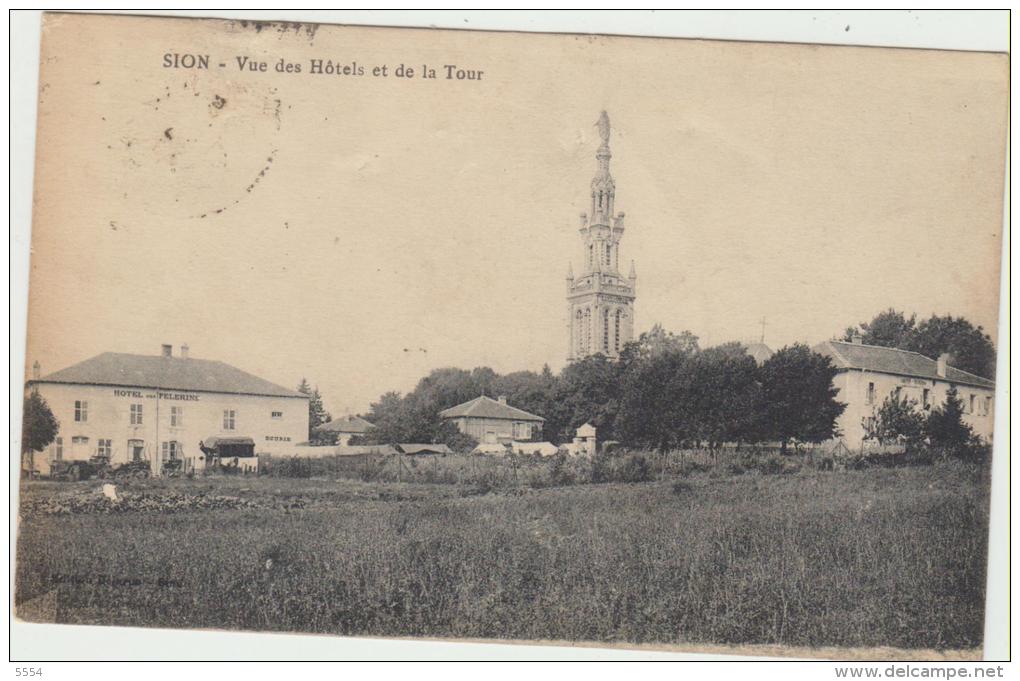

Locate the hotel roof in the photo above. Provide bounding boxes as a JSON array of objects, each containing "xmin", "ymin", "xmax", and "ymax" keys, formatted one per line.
[
  {"xmin": 30, "ymin": 352, "xmax": 307, "ymax": 398},
  {"xmin": 814, "ymin": 340, "xmax": 995, "ymax": 389}
]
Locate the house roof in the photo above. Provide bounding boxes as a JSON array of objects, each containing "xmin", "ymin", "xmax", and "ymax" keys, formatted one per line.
[
  {"xmin": 398, "ymin": 443, "xmax": 453, "ymax": 455},
  {"xmin": 814, "ymin": 340, "xmax": 995, "ymax": 389},
  {"xmin": 333, "ymin": 444, "xmax": 399, "ymax": 457},
  {"xmin": 30, "ymin": 352, "xmax": 307, "ymax": 398},
  {"xmin": 472, "ymin": 442, "xmax": 511, "ymax": 455},
  {"xmin": 510, "ymin": 441, "xmax": 559, "ymax": 456},
  {"xmin": 439, "ymin": 395, "xmax": 545, "ymax": 422},
  {"xmin": 317, "ymin": 414, "xmax": 375, "ymax": 433}
]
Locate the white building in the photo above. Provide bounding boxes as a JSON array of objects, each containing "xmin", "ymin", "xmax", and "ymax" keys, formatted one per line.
[
  {"xmin": 814, "ymin": 339, "xmax": 996, "ymax": 449},
  {"xmin": 25, "ymin": 344, "xmax": 309, "ymax": 477}
]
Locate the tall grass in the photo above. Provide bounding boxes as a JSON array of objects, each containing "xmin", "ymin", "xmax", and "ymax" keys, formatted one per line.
[
  {"xmin": 16, "ymin": 461, "xmax": 989, "ymax": 650},
  {"xmin": 255, "ymin": 447, "xmax": 932, "ymax": 490}
]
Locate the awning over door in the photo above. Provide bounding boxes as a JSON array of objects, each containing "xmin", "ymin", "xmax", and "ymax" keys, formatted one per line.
[{"xmin": 200, "ymin": 436, "xmax": 256, "ymax": 457}]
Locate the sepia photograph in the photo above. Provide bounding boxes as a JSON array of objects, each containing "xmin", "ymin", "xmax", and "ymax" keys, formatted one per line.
[{"xmin": 11, "ymin": 10, "xmax": 1009, "ymax": 665}]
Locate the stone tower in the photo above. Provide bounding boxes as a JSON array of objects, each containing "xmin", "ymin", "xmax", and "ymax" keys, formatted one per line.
[{"xmin": 566, "ymin": 111, "xmax": 636, "ymax": 361}]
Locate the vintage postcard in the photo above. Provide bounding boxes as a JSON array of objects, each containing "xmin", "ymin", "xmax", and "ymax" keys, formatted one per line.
[{"xmin": 15, "ymin": 12, "xmax": 1007, "ymax": 661}]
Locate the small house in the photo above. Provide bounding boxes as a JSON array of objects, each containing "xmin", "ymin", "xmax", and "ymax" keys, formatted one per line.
[
  {"xmin": 439, "ymin": 395, "xmax": 545, "ymax": 444},
  {"xmin": 316, "ymin": 414, "xmax": 375, "ymax": 446}
]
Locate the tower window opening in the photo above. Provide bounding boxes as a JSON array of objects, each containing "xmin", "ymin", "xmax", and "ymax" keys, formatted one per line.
[
  {"xmin": 576, "ymin": 310, "xmax": 583, "ymax": 355},
  {"xmin": 603, "ymin": 309, "xmax": 610, "ymax": 352},
  {"xmin": 615, "ymin": 310, "xmax": 622, "ymax": 353},
  {"xmin": 606, "ymin": 244, "xmax": 612, "ymax": 267},
  {"xmin": 587, "ymin": 305, "xmax": 595, "ymax": 354}
]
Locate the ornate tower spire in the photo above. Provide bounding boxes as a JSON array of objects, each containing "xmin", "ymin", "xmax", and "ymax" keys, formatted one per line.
[
  {"xmin": 590, "ymin": 110, "xmax": 615, "ymax": 226},
  {"xmin": 566, "ymin": 111, "xmax": 636, "ymax": 361}
]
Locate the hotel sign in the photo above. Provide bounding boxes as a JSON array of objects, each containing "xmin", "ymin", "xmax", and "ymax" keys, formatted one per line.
[{"xmin": 113, "ymin": 389, "xmax": 200, "ymax": 401}]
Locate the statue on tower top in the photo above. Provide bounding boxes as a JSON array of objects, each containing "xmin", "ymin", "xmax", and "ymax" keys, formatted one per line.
[{"xmin": 596, "ymin": 110, "xmax": 610, "ymax": 145}]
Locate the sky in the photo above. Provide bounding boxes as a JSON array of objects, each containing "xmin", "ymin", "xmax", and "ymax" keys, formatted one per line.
[{"xmin": 24, "ymin": 14, "xmax": 1008, "ymax": 416}]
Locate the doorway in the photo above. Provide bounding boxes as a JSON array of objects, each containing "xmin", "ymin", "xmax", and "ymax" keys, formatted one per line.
[{"xmin": 128, "ymin": 439, "xmax": 145, "ymax": 462}]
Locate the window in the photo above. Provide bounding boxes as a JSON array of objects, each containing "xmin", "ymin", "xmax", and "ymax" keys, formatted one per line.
[
  {"xmin": 894, "ymin": 386, "xmax": 902, "ymax": 400},
  {"xmin": 969, "ymin": 394, "xmax": 976, "ymax": 415},
  {"xmin": 513, "ymin": 422, "xmax": 531, "ymax": 440},
  {"xmin": 161, "ymin": 441, "xmax": 180, "ymax": 461},
  {"xmin": 130, "ymin": 403, "xmax": 144, "ymax": 425},
  {"xmin": 97, "ymin": 439, "xmax": 112, "ymax": 457},
  {"xmin": 271, "ymin": 411, "xmax": 283, "ymax": 420},
  {"xmin": 605, "ymin": 244, "xmax": 612, "ymax": 267},
  {"xmin": 51, "ymin": 437, "xmax": 63, "ymax": 461},
  {"xmin": 74, "ymin": 400, "xmax": 88, "ymax": 422},
  {"xmin": 984, "ymin": 396, "xmax": 993, "ymax": 417},
  {"xmin": 922, "ymin": 388, "xmax": 931, "ymax": 409},
  {"xmin": 588, "ymin": 244, "xmax": 594, "ymax": 268},
  {"xmin": 170, "ymin": 406, "xmax": 183, "ymax": 427},
  {"xmin": 223, "ymin": 410, "xmax": 236, "ymax": 430},
  {"xmin": 866, "ymin": 382, "xmax": 876, "ymax": 405}
]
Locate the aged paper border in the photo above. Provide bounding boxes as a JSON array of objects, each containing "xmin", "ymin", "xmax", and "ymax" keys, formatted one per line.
[{"xmin": 9, "ymin": 9, "xmax": 1010, "ymax": 663}]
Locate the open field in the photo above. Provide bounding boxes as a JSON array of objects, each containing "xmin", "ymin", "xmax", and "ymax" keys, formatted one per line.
[{"xmin": 15, "ymin": 460, "xmax": 990, "ymax": 654}]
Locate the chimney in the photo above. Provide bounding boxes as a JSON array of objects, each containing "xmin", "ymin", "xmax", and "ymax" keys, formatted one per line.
[
  {"xmin": 32, "ymin": 360, "xmax": 40, "ymax": 380},
  {"xmin": 161, "ymin": 344, "xmax": 172, "ymax": 358},
  {"xmin": 851, "ymin": 332, "xmax": 863, "ymax": 345},
  {"xmin": 936, "ymin": 353, "xmax": 950, "ymax": 378},
  {"xmin": 180, "ymin": 343, "xmax": 189, "ymax": 359},
  {"xmin": 497, "ymin": 395, "xmax": 507, "ymax": 405}
]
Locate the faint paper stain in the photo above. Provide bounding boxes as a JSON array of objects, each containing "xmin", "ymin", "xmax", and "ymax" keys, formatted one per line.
[{"xmin": 194, "ymin": 149, "xmax": 279, "ymax": 219}]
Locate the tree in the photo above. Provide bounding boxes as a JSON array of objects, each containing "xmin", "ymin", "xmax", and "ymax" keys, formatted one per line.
[
  {"xmin": 22, "ymin": 391, "xmax": 59, "ymax": 474},
  {"xmin": 362, "ymin": 391, "xmax": 416, "ymax": 444},
  {"xmin": 757, "ymin": 345, "xmax": 846, "ymax": 452},
  {"xmin": 620, "ymin": 324, "xmax": 699, "ymax": 366},
  {"xmin": 843, "ymin": 309, "xmax": 916, "ymax": 348},
  {"xmin": 616, "ymin": 346, "xmax": 689, "ymax": 452},
  {"xmin": 864, "ymin": 391, "xmax": 926, "ymax": 448},
  {"xmin": 680, "ymin": 343, "xmax": 762, "ymax": 450},
  {"xmin": 298, "ymin": 379, "xmax": 332, "ymax": 443},
  {"xmin": 925, "ymin": 386, "xmax": 973, "ymax": 452},
  {"xmin": 434, "ymin": 421, "xmax": 478, "ymax": 453},
  {"xmin": 553, "ymin": 354, "xmax": 623, "ymax": 443},
  {"xmin": 905, "ymin": 315, "xmax": 997, "ymax": 380}
]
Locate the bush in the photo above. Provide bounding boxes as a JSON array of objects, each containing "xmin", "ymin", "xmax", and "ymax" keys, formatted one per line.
[
  {"xmin": 591, "ymin": 451, "xmax": 655, "ymax": 484},
  {"xmin": 671, "ymin": 480, "xmax": 693, "ymax": 495}
]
